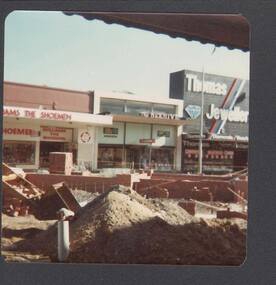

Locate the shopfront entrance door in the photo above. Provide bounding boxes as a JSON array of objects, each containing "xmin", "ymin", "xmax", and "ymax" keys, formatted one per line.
[{"xmin": 126, "ymin": 146, "xmax": 151, "ymax": 169}]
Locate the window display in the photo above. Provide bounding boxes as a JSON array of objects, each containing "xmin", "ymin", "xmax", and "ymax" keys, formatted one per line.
[
  {"xmin": 3, "ymin": 141, "xmax": 36, "ymax": 165},
  {"xmin": 98, "ymin": 146, "xmax": 124, "ymax": 168},
  {"xmin": 151, "ymin": 148, "xmax": 174, "ymax": 171}
]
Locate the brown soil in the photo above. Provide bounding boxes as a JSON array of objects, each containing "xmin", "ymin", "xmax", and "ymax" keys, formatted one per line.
[{"xmin": 9, "ymin": 185, "xmax": 246, "ymax": 265}]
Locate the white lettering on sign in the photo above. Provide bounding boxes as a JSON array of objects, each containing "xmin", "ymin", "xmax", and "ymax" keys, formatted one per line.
[
  {"xmin": 139, "ymin": 112, "xmax": 177, "ymax": 120},
  {"xmin": 3, "ymin": 128, "xmax": 38, "ymax": 136},
  {"xmin": 206, "ymin": 104, "xmax": 249, "ymax": 123},
  {"xmin": 186, "ymin": 74, "xmax": 227, "ymax": 96},
  {"xmin": 210, "ymin": 134, "xmax": 249, "ymax": 141}
]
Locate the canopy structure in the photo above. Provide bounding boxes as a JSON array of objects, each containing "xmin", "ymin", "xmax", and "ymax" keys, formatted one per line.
[{"xmin": 64, "ymin": 12, "xmax": 249, "ymax": 51}]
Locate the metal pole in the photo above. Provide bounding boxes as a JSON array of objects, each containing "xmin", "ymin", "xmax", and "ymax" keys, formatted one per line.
[
  {"xmin": 58, "ymin": 220, "xmax": 70, "ymax": 262},
  {"xmin": 198, "ymin": 67, "xmax": 205, "ymax": 174}
]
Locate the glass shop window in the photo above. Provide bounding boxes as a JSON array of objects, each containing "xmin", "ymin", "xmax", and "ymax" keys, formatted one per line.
[
  {"xmin": 98, "ymin": 146, "xmax": 123, "ymax": 168},
  {"xmin": 3, "ymin": 141, "xmax": 36, "ymax": 165},
  {"xmin": 126, "ymin": 101, "xmax": 151, "ymax": 114},
  {"xmin": 153, "ymin": 103, "xmax": 176, "ymax": 114},
  {"xmin": 100, "ymin": 98, "xmax": 125, "ymax": 114}
]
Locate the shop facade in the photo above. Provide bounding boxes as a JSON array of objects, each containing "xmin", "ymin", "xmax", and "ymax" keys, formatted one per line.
[
  {"xmin": 3, "ymin": 82, "xmax": 185, "ymax": 172},
  {"xmin": 169, "ymin": 69, "xmax": 249, "ymax": 174},
  {"xmin": 3, "ymin": 83, "xmax": 112, "ymax": 170},
  {"xmin": 93, "ymin": 92, "xmax": 184, "ymax": 171}
]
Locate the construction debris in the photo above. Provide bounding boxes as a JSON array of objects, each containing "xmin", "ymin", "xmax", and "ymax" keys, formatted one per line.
[
  {"xmin": 2, "ymin": 163, "xmax": 44, "ymax": 217},
  {"xmin": 11, "ymin": 185, "xmax": 246, "ymax": 265}
]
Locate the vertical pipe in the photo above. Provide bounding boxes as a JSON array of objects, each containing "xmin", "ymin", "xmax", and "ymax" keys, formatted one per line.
[
  {"xmin": 123, "ymin": 122, "xmax": 126, "ymax": 168},
  {"xmin": 198, "ymin": 67, "xmax": 205, "ymax": 174},
  {"xmin": 58, "ymin": 220, "xmax": 70, "ymax": 262},
  {"xmin": 149, "ymin": 124, "xmax": 153, "ymax": 169}
]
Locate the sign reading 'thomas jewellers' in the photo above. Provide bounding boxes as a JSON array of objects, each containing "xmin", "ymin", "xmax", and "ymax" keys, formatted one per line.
[
  {"xmin": 139, "ymin": 112, "xmax": 177, "ymax": 120},
  {"xmin": 206, "ymin": 104, "xmax": 249, "ymax": 123}
]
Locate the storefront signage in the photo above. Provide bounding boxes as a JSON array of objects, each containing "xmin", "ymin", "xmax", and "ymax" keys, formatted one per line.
[
  {"xmin": 186, "ymin": 74, "xmax": 227, "ymax": 96},
  {"xmin": 4, "ymin": 106, "xmax": 72, "ymax": 121},
  {"xmin": 3, "ymin": 127, "xmax": 39, "ymax": 137},
  {"xmin": 78, "ymin": 129, "xmax": 94, "ymax": 144},
  {"xmin": 185, "ymin": 105, "xmax": 201, "ymax": 119},
  {"xmin": 206, "ymin": 104, "xmax": 249, "ymax": 123},
  {"xmin": 40, "ymin": 126, "xmax": 73, "ymax": 142},
  {"xmin": 139, "ymin": 138, "xmax": 156, "ymax": 144},
  {"xmin": 210, "ymin": 134, "xmax": 249, "ymax": 142},
  {"xmin": 4, "ymin": 106, "xmax": 113, "ymax": 126},
  {"xmin": 103, "ymin": 127, "xmax": 119, "ymax": 137},
  {"xmin": 139, "ymin": 112, "xmax": 177, "ymax": 120},
  {"xmin": 157, "ymin": 130, "xmax": 170, "ymax": 137},
  {"xmin": 80, "ymin": 131, "xmax": 92, "ymax": 143}
]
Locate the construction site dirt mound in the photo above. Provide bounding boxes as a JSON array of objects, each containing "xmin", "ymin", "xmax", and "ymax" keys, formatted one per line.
[{"xmin": 14, "ymin": 186, "xmax": 246, "ymax": 265}]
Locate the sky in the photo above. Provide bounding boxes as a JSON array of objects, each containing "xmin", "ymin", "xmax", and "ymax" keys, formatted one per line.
[{"xmin": 4, "ymin": 11, "xmax": 250, "ymax": 98}]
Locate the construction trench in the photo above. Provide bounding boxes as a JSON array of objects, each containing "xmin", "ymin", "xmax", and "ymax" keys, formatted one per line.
[{"xmin": 1, "ymin": 163, "xmax": 247, "ymax": 265}]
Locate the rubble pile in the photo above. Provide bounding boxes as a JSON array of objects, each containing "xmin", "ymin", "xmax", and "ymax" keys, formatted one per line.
[{"xmin": 15, "ymin": 185, "xmax": 246, "ymax": 265}]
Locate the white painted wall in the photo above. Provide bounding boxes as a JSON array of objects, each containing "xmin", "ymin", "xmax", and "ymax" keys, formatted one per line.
[
  {"xmin": 152, "ymin": 125, "xmax": 176, "ymax": 147},
  {"xmin": 77, "ymin": 127, "xmax": 97, "ymax": 169},
  {"xmin": 97, "ymin": 122, "xmax": 125, "ymax": 145},
  {"xmin": 125, "ymin": 123, "xmax": 151, "ymax": 145}
]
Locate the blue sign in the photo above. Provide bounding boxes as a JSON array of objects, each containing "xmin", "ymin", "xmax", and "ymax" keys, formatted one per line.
[{"xmin": 185, "ymin": 105, "xmax": 201, "ymax": 119}]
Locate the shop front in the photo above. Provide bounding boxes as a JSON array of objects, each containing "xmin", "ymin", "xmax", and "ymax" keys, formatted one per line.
[
  {"xmin": 3, "ymin": 105, "xmax": 112, "ymax": 170},
  {"xmin": 182, "ymin": 135, "xmax": 248, "ymax": 174},
  {"xmin": 93, "ymin": 92, "xmax": 185, "ymax": 171},
  {"xmin": 39, "ymin": 126, "xmax": 75, "ymax": 167},
  {"xmin": 97, "ymin": 125, "xmax": 177, "ymax": 171},
  {"xmin": 169, "ymin": 69, "xmax": 249, "ymax": 174}
]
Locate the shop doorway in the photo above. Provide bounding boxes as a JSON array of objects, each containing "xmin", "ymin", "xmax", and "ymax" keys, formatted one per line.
[
  {"xmin": 39, "ymin": 141, "xmax": 66, "ymax": 168},
  {"xmin": 126, "ymin": 146, "xmax": 151, "ymax": 169}
]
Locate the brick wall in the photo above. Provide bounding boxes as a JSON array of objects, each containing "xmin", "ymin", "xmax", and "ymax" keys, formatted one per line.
[
  {"xmin": 135, "ymin": 178, "xmax": 235, "ymax": 202},
  {"xmin": 26, "ymin": 173, "xmax": 131, "ymax": 193}
]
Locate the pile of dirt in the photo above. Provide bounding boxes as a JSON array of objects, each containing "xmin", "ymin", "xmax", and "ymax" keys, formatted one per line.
[
  {"xmin": 14, "ymin": 185, "xmax": 246, "ymax": 265},
  {"xmin": 70, "ymin": 189, "xmax": 99, "ymax": 206}
]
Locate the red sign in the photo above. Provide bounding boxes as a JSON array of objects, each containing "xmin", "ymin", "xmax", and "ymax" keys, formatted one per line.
[
  {"xmin": 3, "ymin": 107, "xmax": 72, "ymax": 121},
  {"xmin": 3, "ymin": 128, "xmax": 38, "ymax": 137},
  {"xmin": 139, "ymin": 139, "xmax": 156, "ymax": 144}
]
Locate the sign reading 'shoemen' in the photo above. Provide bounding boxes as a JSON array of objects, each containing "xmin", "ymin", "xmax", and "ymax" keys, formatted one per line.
[{"xmin": 185, "ymin": 105, "xmax": 201, "ymax": 119}]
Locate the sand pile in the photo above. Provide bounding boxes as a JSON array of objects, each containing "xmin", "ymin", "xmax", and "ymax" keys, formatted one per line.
[{"xmin": 15, "ymin": 185, "xmax": 246, "ymax": 265}]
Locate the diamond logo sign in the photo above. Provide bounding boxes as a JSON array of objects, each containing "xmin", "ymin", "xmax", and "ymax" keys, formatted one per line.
[{"xmin": 185, "ymin": 105, "xmax": 201, "ymax": 119}]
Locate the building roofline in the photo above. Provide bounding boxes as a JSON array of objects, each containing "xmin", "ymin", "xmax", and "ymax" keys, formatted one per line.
[
  {"xmin": 94, "ymin": 90, "xmax": 184, "ymax": 106},
  {"xmin": 170, "ymin": 69, "xmax": 249, "ymax": 81},
  {"xmin": 4, "ymin": 81, "xmax": 90, "ymax": 95}
]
